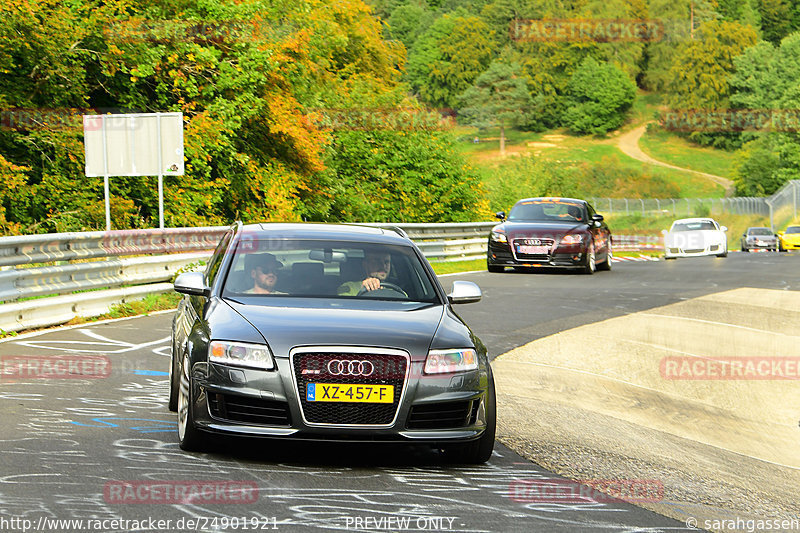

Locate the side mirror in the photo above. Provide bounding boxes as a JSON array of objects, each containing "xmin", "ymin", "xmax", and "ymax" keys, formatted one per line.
[
  {"xmin": 495, "ymin": 211, "xmax": 506, "ymax": 220},
  {"xmin": 174, "ymin": 272, "xmax": 210, "ymax": 297},
  {"xmin": 661, "ymin": 229, "xmax": 668, "ymax": 235},
  {"xmin": 721, "ymin": 226, "xmax": 728, "ymax": 232},
  {"xmin": 591, "ymin": 214, "xmax": 604, "ymax": 222},
  {"xmin": 447, "ymin": 280, "xmax": 482, "ymax": 305}
]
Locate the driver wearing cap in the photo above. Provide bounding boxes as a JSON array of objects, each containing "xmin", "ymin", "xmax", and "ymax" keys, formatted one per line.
[{"xmin": 244, "ymin": 253, "xmax": 287, "ymax": 295}]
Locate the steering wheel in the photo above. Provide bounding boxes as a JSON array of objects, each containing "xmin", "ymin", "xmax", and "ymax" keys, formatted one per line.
[{"xmin": 357, "ymin": 281, "xmax": 407, "ymax": 297}]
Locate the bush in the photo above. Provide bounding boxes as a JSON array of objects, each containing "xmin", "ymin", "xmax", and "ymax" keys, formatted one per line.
[
  {"xmin": 324, "ymin": 130, "xmax": 490, "ymax": 222},
  {"xmin": 562, "ymin": 58, "xmax": 636, "ymax": 135}
]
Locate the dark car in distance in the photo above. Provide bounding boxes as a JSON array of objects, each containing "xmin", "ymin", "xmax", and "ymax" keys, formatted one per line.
[
  {"xmin": 487, "ymin": 197, "xmax": 612, "ymax": 274},
  {"xmin": 170, "ymin": 222, "xmax": 495, "ymax": 463}
]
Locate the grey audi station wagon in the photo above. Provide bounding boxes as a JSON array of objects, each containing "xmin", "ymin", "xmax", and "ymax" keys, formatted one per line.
[{"xmin": 169, "ymin": 222, "xmax": 495, "ymax": 463}]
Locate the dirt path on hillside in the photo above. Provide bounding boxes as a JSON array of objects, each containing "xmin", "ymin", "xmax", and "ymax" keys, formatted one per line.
[{"xmin": 618, "ymin": 124, "xmax": 735, "ymax": 196}]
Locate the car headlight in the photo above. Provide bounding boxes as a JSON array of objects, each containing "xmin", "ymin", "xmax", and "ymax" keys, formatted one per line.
[
  {"xmin": 209, "ymin": 340, "xmax": 275, "ymax": 370},
  {"xmin": 424, "ymin": 348, "xmax": 478, "ymax": 374},
  {"xmin": 560, "ymin": 234, "xmax": 583, "ymax": 245},
  {"xmin": 491, "ymin": 231, "xmax": 507, "ymax": 243}
]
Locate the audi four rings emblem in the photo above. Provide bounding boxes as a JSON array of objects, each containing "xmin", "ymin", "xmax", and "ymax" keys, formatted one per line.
[{"xmin": 327, "ymin": 360, "xmax": 375, "ymax": 376}]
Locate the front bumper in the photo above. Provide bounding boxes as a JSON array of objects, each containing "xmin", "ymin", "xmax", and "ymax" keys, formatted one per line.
[
  {"xmin": 780, "ymin": 239, "xmax": 800, "ymax": 250},
  {"xmin": 487, "ymin": 240, "xmax": 589, "ymax": 269},
  {"xmin": 664, "ymin": 244, "xmax": 724, "ymax": 257},
  {"xmin": 745, "ymin": 240, "xmax": 777, "ymax": 250},
  {"xmin": 188, "ymin": 357, "xmax": 490, "ymax": 444}
]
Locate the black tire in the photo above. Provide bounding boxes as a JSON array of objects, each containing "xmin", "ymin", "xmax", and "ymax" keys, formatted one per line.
[
  {"xmin": 168, "ymin": 342, "xmax": 179, "ymax": 412},
  {"xmin": 582, "ymin": 241, "xmax": 596, "ymax": 275},
  {"xmin": 596, "ymin": 240, "xmax": 612, "ymax": 271},
  {"xmin": 445, "ymin": 373, "xmax": 496, "ymax": 464},
  {"xmin": 717, "ymin": 245, "xmax": 728, "ymax": 258},
  {"xmin": 487, "ymin": 261, "xmax": 504, "ymax": 273},
  {"xmin": 177, "ymin": 353, "xmax": 205, "ymax": 451}
]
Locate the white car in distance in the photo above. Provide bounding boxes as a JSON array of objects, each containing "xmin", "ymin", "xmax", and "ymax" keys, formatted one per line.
[{"xmin": 663, "ymin": 218, "xmax": 728, "ymax": 259}]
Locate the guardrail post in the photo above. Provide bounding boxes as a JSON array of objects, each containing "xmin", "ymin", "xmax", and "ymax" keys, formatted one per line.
[
  {"xmin": 624, "ymin": 198, "xmax": 628, "ymax": 214},
  {"xmin": 640, "ymin": 198, "xmax": 645, "ymax": 215},
  {"xmin": 671, "ymin": 198, "xmax": 675, "ymax": 216}
]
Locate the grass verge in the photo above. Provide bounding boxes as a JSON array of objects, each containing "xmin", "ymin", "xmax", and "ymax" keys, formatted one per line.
[
  {"xmin": 65, "ymin": 292, "xmax": 182, "ymax": 326},
  {"xmin": 431, "ymin": 259, "xmax": 485, "ymax": 275}
]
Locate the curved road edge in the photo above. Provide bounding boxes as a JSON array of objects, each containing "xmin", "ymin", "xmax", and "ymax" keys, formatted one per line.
[{"xmin": 492, "ymin": 287, "xmax": 800, "ymax": 529}]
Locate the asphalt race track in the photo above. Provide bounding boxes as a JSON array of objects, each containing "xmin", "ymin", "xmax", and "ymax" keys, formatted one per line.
[{"xmin": 1, "ymin": 252, "xmax": 797, "ymax": 533}]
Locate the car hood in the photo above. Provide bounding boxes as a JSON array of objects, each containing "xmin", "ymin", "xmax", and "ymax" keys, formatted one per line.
[
  {"xmin": 666, "ymin": 230, "xmax": 725, "ymax": 247},
  {"xmin": 224, "ymin": 299, "xmax": 445, "ymax": 359},
  {"xmin": 498, "ymin": 221, "xmax": 587, "ymax": 241}
]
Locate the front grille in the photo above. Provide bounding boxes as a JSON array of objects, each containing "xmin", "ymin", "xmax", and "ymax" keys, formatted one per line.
[
  {"xmin": 512, "ymin": 238, "xmax": 554, "ymax": 261},
  {"xmin": 293, "ymin": 352, "xmax": 407, "ymax": 425},
  {"xmin": 407, "ymin": 400, "xmax": 476, "ymax": 429},
  {"xmin": 208, "ymin": 393, "xmax": 291, "ymax": 426},
  {"xmin": 684, "ymin": 248, "xmax": 705, "ymax": 254}
]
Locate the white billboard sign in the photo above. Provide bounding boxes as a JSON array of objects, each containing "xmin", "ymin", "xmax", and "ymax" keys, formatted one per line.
[
  {"xmin": 83, "ymin": 112, "xmax": 184, "ymax": 229},
  {"xmin": 83, "ymin": 113, "xmax": 184, "ymax": 177}
]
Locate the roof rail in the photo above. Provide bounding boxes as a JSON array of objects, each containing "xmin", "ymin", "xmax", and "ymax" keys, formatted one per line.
[{"xmin": 384, "ymin": 225, "xmax": 409, "ymax": 239}]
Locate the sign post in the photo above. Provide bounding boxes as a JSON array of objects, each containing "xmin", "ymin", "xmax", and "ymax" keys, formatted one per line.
[{"xmin": 83, "ymin": 112, "xmax": 184, "ymax": 230}]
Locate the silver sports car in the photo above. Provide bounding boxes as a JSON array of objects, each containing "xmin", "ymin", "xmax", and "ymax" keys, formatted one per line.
[
  {"xmin": 170, "ymin": 222, "xmax": 495, "ymax": 463},
  {"xmin": 663, "ymin": 218, "xmax": 728, "ymax": 259}
]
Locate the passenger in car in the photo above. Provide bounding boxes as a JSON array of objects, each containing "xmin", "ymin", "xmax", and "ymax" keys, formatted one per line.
[{"xmin": 243, "ymin": 253, "xmax": 287, "ymax": 295}]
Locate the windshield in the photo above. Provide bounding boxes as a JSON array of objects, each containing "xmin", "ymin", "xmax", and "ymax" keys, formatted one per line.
[
  {"xmin": 671, "ymin": 221, "xmax": 717, "ymax": 232},
  {"xmin": 221, "ymin": 239, "xmax": 440, "ymax": 303},
  {"xmin": 787, "ymin": 226, "xmax": 800, "ymax": 234},
  {"xmin": 748, "ymin": 228, "xmax": 772, "ymax": 235},
  {"xmin": 508, "ymin": 200, "xmax": 585, "ymax": 222}
]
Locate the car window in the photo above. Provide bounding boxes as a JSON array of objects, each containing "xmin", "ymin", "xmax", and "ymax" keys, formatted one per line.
[
  {"xmin": 508, "ymin": 200, "xmax": 585, "ymax": 222},
  {"xmin": 205, "ymin": 229, "xmax": 233, "ymax": 287},
  {"xmin": 671, "ymin": 221, "xmax": 718, "ymax": 232},
  {"xmin": 749, "ymin": 228, "xmax": 772, "ymax": 235},
  {"xmin": 221, "ymin": 239, "xmax": 439, "ymax": 303},
  {"xmin": 786, "ymin": 226, "xmax": 800, "ymax": 234}
]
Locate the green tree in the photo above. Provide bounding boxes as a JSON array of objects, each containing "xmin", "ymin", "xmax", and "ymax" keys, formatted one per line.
[
  {"xmin": 406, "ymin": 14, "xmax": 496, "ymax": 108},
  {"xmin": 665, "ymin": 20, "xmax": 757, "ymax": 147},
  {"xmin": 562, "ymin": 57, "xmax": 636, "ymax": 135},
  {"xmin": 387, "ymin": 4, "xmax": 434, "ymax": 49},
  {"xmin": 729, "ymin": 34, "xmax": 800, "ymax": 194},
  {"xmin": 458, "ymin": 62, "xmax": 533, "ymax": 154},
  {"xmin": 758, "ymin": 0, "xmax": 793, "ymax": 44}
]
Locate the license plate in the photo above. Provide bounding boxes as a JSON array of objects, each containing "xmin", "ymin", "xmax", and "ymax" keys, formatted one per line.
[
  {"xmin": 517, "ymin": 245, "xmax": 549, "ymax": 254},
  {"xmin": 306, "ymin": 383, "xmax": 394, "ymax": 403}
]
